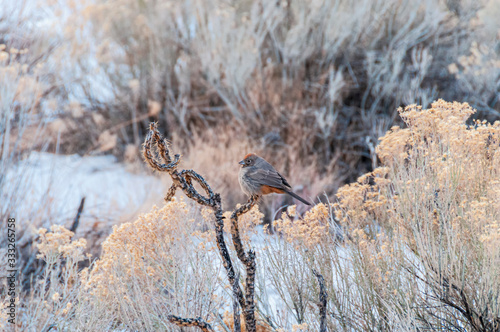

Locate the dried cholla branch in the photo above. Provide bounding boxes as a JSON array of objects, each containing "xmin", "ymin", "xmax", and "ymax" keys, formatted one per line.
[
  {"xmin": 230, "ymin": 196, "xmax": 259, "ymax": 331},
  {"xmin": 233, "ymin": 272, "xmax": 241, "ymax": 332},
  {"xmin": 143, "ymin": 122, "xmax": 258, "ymax": 332},
  {"xmin": 166, "ymin": 315, "xmax": 214, "ymax": 332},
  {"xmin": 230, "ymin": 196, "xmax": 259, "ymax": 265},
  {"xmin": 313, "ymin": 269, "xmax": 328, "ymax": 332}
]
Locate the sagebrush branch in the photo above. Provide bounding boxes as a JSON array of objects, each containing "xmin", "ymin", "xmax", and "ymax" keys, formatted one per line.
[
  {"xmin": 313, "ymin": 269, "xmax": 328, "ymax": 332},
  {"xmin": 143, "ymin": 123, "xmax": 258, "ymax": 332}
]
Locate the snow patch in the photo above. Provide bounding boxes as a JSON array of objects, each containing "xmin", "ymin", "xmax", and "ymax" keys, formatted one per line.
[{"xmin": 3, "ymin": 152, "xmax": 165, "ymax": 232}]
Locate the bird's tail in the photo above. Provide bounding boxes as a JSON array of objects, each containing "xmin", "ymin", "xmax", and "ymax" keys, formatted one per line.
[{"xmin": 285, "ymin": 190, "xmax": 312, "ymax": 206}]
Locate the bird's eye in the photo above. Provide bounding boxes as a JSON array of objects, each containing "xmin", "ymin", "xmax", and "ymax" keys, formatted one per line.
[{"xmin": 246, "ymin": 159, "xmax": 251, "ymax": 164}]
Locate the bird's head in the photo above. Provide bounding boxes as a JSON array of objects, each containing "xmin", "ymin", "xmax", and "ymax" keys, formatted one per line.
[{"xmin": 239, "ymin": 153, "xmax": 259, "ymax": 168}]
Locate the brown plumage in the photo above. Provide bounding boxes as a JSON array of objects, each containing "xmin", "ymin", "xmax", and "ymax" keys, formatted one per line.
[{"xmin": 238, "ymin": 153, "xmax": 311, "ymax": 205}]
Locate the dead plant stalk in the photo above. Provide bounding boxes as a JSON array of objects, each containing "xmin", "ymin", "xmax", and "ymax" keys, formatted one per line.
[{"xmin": 142, "ymin": 122, "xmax": 258, "ymax": 332}]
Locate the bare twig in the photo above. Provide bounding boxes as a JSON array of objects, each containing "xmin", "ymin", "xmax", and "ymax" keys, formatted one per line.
[
  {"xmin": 215, "ymin": 314, "xmax": 233, "ymax": 332},
  {"xmin": 143, "ymin": 122, "xmax": 258, "ymax": 332},
  {"xmin": 167, "ymin": 315, "xmax": 214, "ymax": 332},
  {"xmin": 313, "ymin": 269, "xmax": 328, "ymax": 332},
  {"xmin": 70, "ymin": 197, "xmax": 85, "ymax": 234},
  {"xmin": 404, "ymin": 261, "xmax": 500, "ymax": 331}
]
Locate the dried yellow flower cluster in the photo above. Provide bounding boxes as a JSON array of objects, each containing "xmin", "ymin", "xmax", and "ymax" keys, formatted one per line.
[
  {"xmin": 334, "ymin": 100, "xmax": 500, "ymax": 295},
  {"xmin": 337, "ymin": 100, "xmax": 500, "ymax": 236},
  {"xmin": 37, "ymin": 225, "xmax": 87, "ymax": 263},
  {"xmin": 382, "ymin": 100, "xmax": 500, "ymax": 241},
  {"xmin": 87, "ymin": 198, "xmax": 192, "ymax": 300},
  {"xmin": 274, "ymin": 203, "xmax": 330, "ymax": 248},
  {"xmin": 334, "ymin": 167, "xmax": 391, "ymax": 231}
]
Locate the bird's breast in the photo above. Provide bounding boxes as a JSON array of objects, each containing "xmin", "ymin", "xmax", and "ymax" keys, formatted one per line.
[{"xmin": 238, "ymin": 167, "xmax": 257, "ymax": 196}]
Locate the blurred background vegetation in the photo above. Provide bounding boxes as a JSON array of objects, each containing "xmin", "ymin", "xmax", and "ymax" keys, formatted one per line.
[{"xmin": 3, "ymin": 0, "xmax": 500, "ymax": 195}]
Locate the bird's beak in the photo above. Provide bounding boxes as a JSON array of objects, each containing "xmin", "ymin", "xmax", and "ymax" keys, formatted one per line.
[{"xmin": 238, "ymin": 160, "xmax": 245, "ymax": 165}]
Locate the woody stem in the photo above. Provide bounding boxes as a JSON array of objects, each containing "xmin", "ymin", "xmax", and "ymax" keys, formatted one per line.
[{"xmin": 143, "ymin": 123, "xmax": 257, "ymax": 331}]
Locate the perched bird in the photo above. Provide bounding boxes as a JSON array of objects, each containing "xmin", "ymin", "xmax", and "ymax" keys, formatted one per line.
[{"xmin": 238, "ymin": 153, "xmax": 311, "ymax": 205}]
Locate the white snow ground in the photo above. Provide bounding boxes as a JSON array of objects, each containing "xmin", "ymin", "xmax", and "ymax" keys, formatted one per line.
[{"xmin": 2, "ymin": 152, "xmax": 166, "ymax": 234}]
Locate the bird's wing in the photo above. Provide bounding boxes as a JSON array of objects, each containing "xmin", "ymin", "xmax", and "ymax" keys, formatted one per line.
[
  {"xmin": 247, "ymin": 168, "xmax": 291, "ymax": 190},
  {"xmin": 277, "ymin": 172, "xmax": 292, "ymax": 188}
]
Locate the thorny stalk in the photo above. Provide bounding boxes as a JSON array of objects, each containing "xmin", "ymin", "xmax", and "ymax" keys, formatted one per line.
[
  {"xmin": 167, "ymin": 315, "xmax": 214, "ymax": 332},
  {"xmin": 233, "ymin": 272, "xmax": 241, "ymax": 332},
  {"xmin": 143, "ymin": 123, "xmax": 258, "ymax": 332}
]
